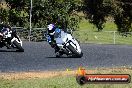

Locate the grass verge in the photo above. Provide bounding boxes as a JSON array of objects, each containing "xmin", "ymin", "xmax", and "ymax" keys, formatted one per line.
[
  {"xmin": 0, "ymin": 67, "xmax": 132, "ymax": 88},
  {"xmin": 75, "ymin": 19, "xmax": 132, "ymax": 45}
]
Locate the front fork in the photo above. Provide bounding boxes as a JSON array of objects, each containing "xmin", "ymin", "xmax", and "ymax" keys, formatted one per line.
[{"xmin": 63, "ymin": 42, "xmax": 73, "ymax": 55}]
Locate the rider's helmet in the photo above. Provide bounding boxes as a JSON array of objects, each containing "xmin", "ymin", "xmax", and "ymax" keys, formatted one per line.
[
  {"xmin": 1, "ymin": 23, "xmax": 11, "ymax": 34},
  {"xmin": 47, "ymin": 23, "xmax": 56, "ymax": 35}
]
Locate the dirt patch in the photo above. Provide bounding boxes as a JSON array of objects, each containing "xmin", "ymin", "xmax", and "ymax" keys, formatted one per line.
[
  {"xmin": 0, "ymin": 71, "xmax": 75, "ymax": 80},
  {"xmin": 0, "ymin": 67, "xmax": 132, "ymax": 80}
]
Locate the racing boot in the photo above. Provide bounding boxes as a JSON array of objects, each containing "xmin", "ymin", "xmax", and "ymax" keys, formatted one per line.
[{"xmin": 55, "ymin": 45, "xmax": 63, "ymax": 57}]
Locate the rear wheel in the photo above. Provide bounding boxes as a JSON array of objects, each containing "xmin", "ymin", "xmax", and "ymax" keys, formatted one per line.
[{"xmin": 13, "ymin": 40, "xmax": 24, "ymax": 52}]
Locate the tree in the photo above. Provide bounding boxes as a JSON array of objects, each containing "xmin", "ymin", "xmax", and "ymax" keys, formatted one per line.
[
  {"xmin": 31, "ymin": 0, "xmax": 81, "ymax": 30},
  {"xmin": 83, "ymin": 0, "xmax": 109, "ymax": 31},
  {"xmin": 83, "ymin": 0, "xmax": 132, "ymax": 32},
  {"xmin": 112, "ymin": 0, "xmax": 132, "ymax": 32},
  {"xmin": 0, "ymin": 0, "xmax": 9, "ymax": 23},
  {"xmin": 4, "ymin": 0, "xmax": 81, "ymax": 30},
  {"xmin": 0, "ymin": 8, "xmax": 9, "ymax": 23},
  {"xmin": 5, "ymin": 0, "xmax": 29, "ymax": 27}
]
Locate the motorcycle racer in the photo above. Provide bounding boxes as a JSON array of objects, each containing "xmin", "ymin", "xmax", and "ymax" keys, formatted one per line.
[
  {"xmin": 0, "ymin": 24, "xmax": 12, "ymax": 49},
  {"xmin": 46, "ymin": 23, "xmax": 60, "ymax": 54}
]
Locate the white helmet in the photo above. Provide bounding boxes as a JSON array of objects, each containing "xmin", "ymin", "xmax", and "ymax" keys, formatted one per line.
[
  {"xmin": 47, "ymin": 24, "xmax": 55, "ymax": 35},
  {"xmin": 47, "ymin": 24, "xmax": 55, "ymax": 30}
]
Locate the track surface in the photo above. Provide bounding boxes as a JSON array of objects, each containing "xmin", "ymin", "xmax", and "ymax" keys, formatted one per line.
[{"xmin": 0, "ymin": 42, "xmax": 132, "ymax": 72}]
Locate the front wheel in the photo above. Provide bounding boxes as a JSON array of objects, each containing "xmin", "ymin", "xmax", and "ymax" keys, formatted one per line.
[
  {"xmin": 13, "ymin": 40, "xmax": 24, "ymax": 52},
  {"xmin": 78, "ymin": 52, "xmax": 83, "ymax": 58},
  {"xmin": 67, "ymin": 44, "xmax": 83, "ymax": 58}
]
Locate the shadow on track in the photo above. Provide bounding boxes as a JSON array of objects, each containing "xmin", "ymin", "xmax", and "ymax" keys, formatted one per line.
[
  {"xmin": 0, "ymin": 49, "xmax": 17, "ymax": 52},
  {"xmin": 46, "ymin": 56, "xmax": 72, "ymax": 58},
  {"xmin": 46, "ymin": 56, "xmax": 82, "ymax": 58}
]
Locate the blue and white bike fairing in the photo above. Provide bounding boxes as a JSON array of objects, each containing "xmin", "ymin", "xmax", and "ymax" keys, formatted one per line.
[{"xmin": 54, "ymin": 28, "xmax": 82, "ymax": 57}]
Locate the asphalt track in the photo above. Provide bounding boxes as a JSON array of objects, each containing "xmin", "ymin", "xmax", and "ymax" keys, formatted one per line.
[{"xmin": 0, "ymin": 41, "xmax": 132, "ymax": 72}]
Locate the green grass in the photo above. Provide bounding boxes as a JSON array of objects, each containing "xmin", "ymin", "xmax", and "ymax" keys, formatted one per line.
[
  {"xmin": 73, "ymin": 31, "xmax": 132, "ymax": 44},
  {"xmin": 1, "ymin": 76, "xmax": 131, "ymax": 88},
  {"xmin": 0, "ymin": 67, "xmax": 132, "ymax": 88},
  {"xmin": 74, "ymin": 19, "xmax": 132, "ymax": 45},
  {"xmin": 78, "ymin": 19, "xmax": 117, "ymax": 31}
]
